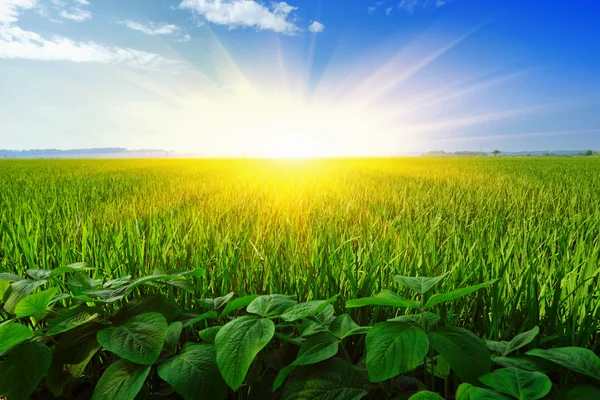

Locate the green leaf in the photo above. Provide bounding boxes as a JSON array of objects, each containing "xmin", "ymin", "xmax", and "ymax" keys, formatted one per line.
[
  {"xmin": 409, "ymin": 391, "xmax": 445, "ymax": 400},
  {"xmin": 103, "ymin": 276, "xmax": 132, "ymax": 288},
  {"xmin": 366, "ymin": 321, "xmax": 429, "ymax": 382},
  {"xmin": 0, "ymin": 272, "xmax": 23, "ymax": 282},
  {"xmin": 246, "ymin": 294, "xmax": 297, "ymax": 317},
  {"xmin": 479, "ymin": 367, "xmax": 551, "ymax": 400},
  {"xmin": 456, "ymin": 383, "xmax": 511, "ymax": 400},
  {"xmin": 485, "ymin": 340, "xmax": 509, "ymax": 355},
  {"xmin": 425, "ymin": 279, "xmax": 498, "ymax": 309},
  {"xmin": 126, "ymin": 270, "xmax": 197, "ymax": 294},
  {"xmin": 14, "ymin": 288, "xmax": 59, "ymax": 319},
  {"xmin": 97, "ymin": 312, "xmax": 168, "ymax": 365},
  {"xmin": 221, "ymin": 294, "xmax": 259, "ymax": 316},
  {"xmin": 491, "ymin": 355, "xmax": 547, "ymax": 372},
  {"xmin": 181, "ymin": 311, "xmax": 219, "ymax": 328},
  {"xmin": 526, "ymin": 347, "xmax": 600, "ymax": 380},
  {"xmin": 114, "ymin": 294, "xmax": 180, "ymax": 324},
  {"xmin": 504, "ymin": 326, "xmax": 539, "ymax": 356},
  {"xmin": 26, "ymin": 269, "xmax": 53, "ymax": 280},
  {"xmin": 199, "ymin": 326, "xmax": 222, "ymax": 343},
  {"xmin": 279, "ymin": 295, "xmax": 339, "ymax": 322},
  {"xmin": 429, "ymin": 327, "xmax": 491, "ymax": 384},
  {"xmin": 388, "ymin": 312, "xmax": 440, "ymax": 330},
  {"xmin": 274, "ymin": 332, "xmax": 339, "ymax": 390},
  {"xmin": 346, "ymin": 290, "xmax": 420, "ymax": 309},
  {"xmin": 393, "ymin": 272, "xmax": 450, "ymax": 294},
  {"xmin": 215, "ymin": 316, "xmax": 275, "ymax": 390},
  {"xmin": 158, "ymin": 343, "xmax": 227, "ymax": 400},
  {"xmin": 0, "ymin": 322, "xmax": 33, "ymax": 353},
  {"xmin": 329, "ymin": 314, "xmax": 369, "ymax": 339},
  {"xmin": 52, "ymin": 262, "xmax": 93, "ymax": 276},
  {"xmin": 3, "ymin": 279, "xmax": 47, "ymax": 313},
  {"xmin": 164, "ymin": 322, "xmax": 183, "ymax": 353},
  {"xmin": 91, "ymin": 359, "xmax": 151, "ymax": 400},
  {"xmin": 46, "ymin": 323, "xmax": 103, "ymax": 396},
  {"xmin": 46, "ymin": 308, "xmax": 100, "ymax": 336},
  {"xmin": 0, "ymin": 280, "xmax": 10, "ymax": 299},
  {"xmin": 0, "ymin": 342, "xmax": 52, "ymax": 400},
  {"xmin": 283, "ymin": 358, "xmax": 367, "ymax": 400}
]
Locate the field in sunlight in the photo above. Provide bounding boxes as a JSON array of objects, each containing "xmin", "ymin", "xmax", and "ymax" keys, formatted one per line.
[{"xmin": 1, "ymin": 157, "xmax": 599, "ymax": 346}]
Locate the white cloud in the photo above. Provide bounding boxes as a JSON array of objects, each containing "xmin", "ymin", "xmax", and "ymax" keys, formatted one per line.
[
  {"xmin": 385, "ymin": 7, "xmax": 392, "ymax": 15},
  {"xmin": 0, "ymin": 0, "xmax": 37, "ymax": 24},
  {"xmin": 0, "ymin": 0, "xmax": 182, "ymax": 72},
  {"xmin": 121, "ymin": 20, "xmax": 179, "ymax": 35},
  {"xmin": 59, "ymin": 7, "xmax": 90, "ymax": 21},
  {"xmin": 308, "ymin": 21, "xmax": 324, "ymax": 33},
  {"xmin": 398, "ymin": 0, "xmax": 451, "ymax": 13},
  {"xmin": 178, "ymin": 0, "xmax": 300, "ymax": 34}
]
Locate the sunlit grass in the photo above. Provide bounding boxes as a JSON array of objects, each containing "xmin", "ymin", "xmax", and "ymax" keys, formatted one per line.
[{"xmin": 1, "ymin": 157, "xmax": 599, "ymax": 348}]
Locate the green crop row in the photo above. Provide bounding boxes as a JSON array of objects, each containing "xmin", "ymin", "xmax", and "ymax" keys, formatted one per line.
[{"xmin": 1, "ymin": 264, "xmax": 599, "ymax": 399}]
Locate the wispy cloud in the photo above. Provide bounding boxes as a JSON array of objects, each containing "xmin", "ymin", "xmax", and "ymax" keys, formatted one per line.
[
  {"xmin": 398, "ymin": 0, "xmax": 452, "ymax": 13},
  {"xmin": 120, "ymin": 20, "xmax": 180, "ymax": 36},
  {"xmin": 178, "ymin": 0, "xmax": 300, "ymax": 35},
  {"xmin": 308, "ymin": 21, "xmax": 324, "ymax": 33},
  {"xmin": 59, "ymin": 7, "xmax": 90, "ymax": 21},
  {"xmin": 0, "ymin": 0, "xmax": 182, "ymax": 72},
  {"xmin": 50, "ymin": 0, "xmax": 92, "ymax": 22}
]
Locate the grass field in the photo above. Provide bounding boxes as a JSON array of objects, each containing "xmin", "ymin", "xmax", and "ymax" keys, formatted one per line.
[{"xmin": 1, "ymin": 157, "xmax": 599, "ymax": 348}]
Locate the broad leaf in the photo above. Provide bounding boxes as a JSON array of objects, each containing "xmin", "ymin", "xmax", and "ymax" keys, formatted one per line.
[
  {"xmin": 394, "ymin": 272, "xmax": 450, "ymax": 294},
  {"xmin": 164, "ymin": 321, "xmax": 183, "ymax": 353},
  {"xmin": 0, "ymin": 342, "xmax": 52, "ymax": 400},
  {"xmin": 247, "ymin": 294, "xmax": 297, "ymax": 317},
  {"xmin": 114, "ymin": 294, "xmax": 180, "ymax": 324},
  {"xmin": 504, "ymin": 327, "xmax": 539, "ymax": 356},
  {"xmin": 329, "ymin": 314, "xmax": 369, "ymax": 339},
  {"xmin": 221, "ymin": 294, "xmax": 259, "ymax": 316},
  {"xmin": 527, "ymin": 347, "xmax": 600, "ymax": 380},
  {"xmin": 199, "ymin": 326, "xmax": 221, "ymax": 343},
  {"xmin": 14, "ymin": 288, "xmax": 59, "ymax": 319},
  {"xmin": 91, "ymin": 359, "xmax": 150, "ymax": 400},
  {"xmin": 366, "ymin": 321, "xmax": 429, "ymax": 382},
  {"xmin": 492, "ymin": 355, "xmax": 547, "ymax": 372},
  {"xmin": 389, "ymin": 312, "xmax": 440, "ymax": 330},
  {"xmin": 26, "ymin": 269, "xmax": 53, "ymax": 280},
  {"xmin": 486, "ymin": 340, "xmax": 509, "ymax": 355},
  {"xmin": 456, "ymin": 383, "xmax": 511, "ymax": 400},
  {"xmin": 274, "ymin": 332, "xmax": 339, "ymax": 390},
  {"xmin": 283, "ymin": 358, "xmax": 367, "ymax": 400},
  {"xmin": 0, "ymin": 272, "xmax": 23, "ymax": 282},
  {"xmin": 181, "ymin": 311, "xmax": 219, "ymax": 327},
  {"xmin": 0, "ymin": 322, "xmax": 33, "ymax": 353},
  {"xmin": 409, "ymin": 391, "xmax": 445, "ymax": 400},
  {"xmin": 97, "ymin": 312, "xmax": 168, "ymax": 365},
  {"xmin": 429, "ymin": 327, "xmax": 491, "ymax": 384},
  {"xmin": 215, "ymin": 316, "xmax": 275, "ymax": 390},
  {"xmin": 103, "ymin": 276, "xmax": 132, "ymax": 288},
  {"xmin": 52, "ymin": 262, "xmax": 93, "ymax": 276},
  {"xmin": 479, "ymin": 367, "xmax": 551, "ymax": 400},
  {"xmin": 46, "ymin": 309, "xmax": 100, "ymax": 336},
  {"xmin": 46, "ymin": 322, "xmax": 103, "ymax": 396},
  {"xmin": 346, "ymin": 290, "xmax": 420, "ymax": 309},
  {"xmin": 158, "ymin": 343, "xmax": 227, "ymax": 400},
  {"xmin": 3, "ymin": 279, "xmax": 47, "ymax": 313},
  {"xmin": 280, "ymin": 295, "xmax": 339, "ymax": 322},
  {"xmin": 425, "ymin": 279, "xmax": 498, "ymax": 309}
]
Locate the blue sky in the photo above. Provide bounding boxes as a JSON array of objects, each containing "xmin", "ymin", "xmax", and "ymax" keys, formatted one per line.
[{"xmin": 1, "ymin": 0, "xmax": 599, "ymax": 155}]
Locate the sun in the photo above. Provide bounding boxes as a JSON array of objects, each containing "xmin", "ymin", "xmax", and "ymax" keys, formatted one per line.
[{"xmin": 259, "ymin": 134, "xmax": 327, "ymax": 158}]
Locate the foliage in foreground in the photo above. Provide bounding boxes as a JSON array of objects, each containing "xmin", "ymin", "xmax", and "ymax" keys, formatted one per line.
[{"xmin": 1, "ymin": 264, "xmax": 599, "ymax": 400}]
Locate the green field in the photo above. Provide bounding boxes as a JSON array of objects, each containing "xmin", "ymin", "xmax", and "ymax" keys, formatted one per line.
[{"xmin": 2, "ymin": 157, "xmax": 599, "ymax": 348}]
